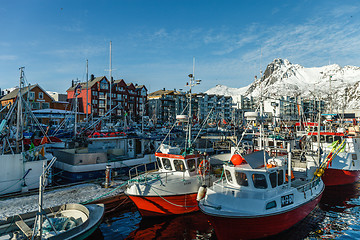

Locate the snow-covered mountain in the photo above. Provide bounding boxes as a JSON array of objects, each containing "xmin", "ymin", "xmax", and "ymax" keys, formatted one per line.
[
  {"xmin": 205, "ymin": 84, "xmax": 248, "ymax": 103},
  {"xmin": 206, "ymin": 58, "xmax": 360, "ymax": 111}
]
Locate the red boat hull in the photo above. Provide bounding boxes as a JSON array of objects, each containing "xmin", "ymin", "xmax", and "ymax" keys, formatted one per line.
[
  {"xmin": 128, "ymin": 193, "xmax": 199, "ymax": 217},
  {"xmin": 205, "ymin": 192, "xmax": 323, "ymax": 240},
  {"xmin": 322, "ymin": 168, "xmax": 360, "ymax": 186}
]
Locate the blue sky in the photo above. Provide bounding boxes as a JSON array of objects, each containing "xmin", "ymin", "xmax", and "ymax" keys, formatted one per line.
[{"xmin": 1, "ymin": 0, "xmax": 360, "ymax": 94}]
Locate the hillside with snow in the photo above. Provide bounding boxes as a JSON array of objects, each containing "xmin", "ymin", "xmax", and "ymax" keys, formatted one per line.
[{"xmin": 206, "ymin": 58, "xmax": 360, "ymax": 111}]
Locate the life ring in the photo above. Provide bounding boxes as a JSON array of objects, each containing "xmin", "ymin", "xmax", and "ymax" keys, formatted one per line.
[
  {"xmin": 198, "ymin": 159, "xmax": 210, "ymax": 175},
  {"xmin": 120, "ymin": 132, "xmax": 126, "ymax": 136},
  {"xmin": 108, "ymin": 132, "xmax": 116, "ymax": 137}
]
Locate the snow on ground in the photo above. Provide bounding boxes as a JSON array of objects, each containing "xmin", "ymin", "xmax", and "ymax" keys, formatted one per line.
[{"xmin": 0, "ymin": 182, "xmax": 125, "ymax": 220}]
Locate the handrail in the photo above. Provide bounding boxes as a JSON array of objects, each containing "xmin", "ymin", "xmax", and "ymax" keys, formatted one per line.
[
  {"xmin": 128, "ymin": 161, "xmax": 159, "ymax": 179},
  {"xmin": 296, "ymin": 177, "xmax": 320, "ymax": 193}
]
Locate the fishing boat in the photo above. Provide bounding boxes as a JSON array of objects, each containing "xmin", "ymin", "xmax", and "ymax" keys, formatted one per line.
[
  {"xmin": 0, "ymin": 68, "xmax": 53, "ymax": 195},
  {"xmin": 303, "ymin": 131, "xmax": 360, "ymax": 186},
  {"xmin": 0, "ymin": 157, "xmax": 104, "ymax": 239},
  {"xmin": 53, "ymin": 134, "xmax": 156, "ymax": 183},
  {"xmin": 0, "ymin": 203, "xmax": 104, "ymax": 240},
  {"xmin": 198, "ymin": 147, "xmax": 324, "ymax": 240},
  {"xmin": 125, "ymin": 64, "xmax": 215, "ymax": 217},
  {"xmin": 125, "ymin": 144, "xmax": 214, "ymax": 216}
]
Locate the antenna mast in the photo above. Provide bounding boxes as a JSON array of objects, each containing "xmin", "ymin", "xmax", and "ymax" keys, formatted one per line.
[
  {"xmin": 109, "ymin": 41, "xmax": 112, "ymax": 123},
  {"xmin": 86, "ymin": 59, "xmax": 89, "ymax": 123}
]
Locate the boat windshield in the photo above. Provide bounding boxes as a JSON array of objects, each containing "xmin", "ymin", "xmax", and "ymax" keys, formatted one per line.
[
  {"xmin": 174, "ymin": 160, "xmax": 185, "ymax": 172},
  {"xmin": 252, "ymin": 173, "xmax": 268, "ymax": 189},
  {"xmin": 269, "ymin": 172, "xmax": 277, "ymax": 188},
  {"xmin": 278, "ymin": 169, "xmax": 284, "ymax": 185},
  {"xmin": 162, "ymin": 158, "xmax": 172, "ymax": 170},
  {"xmin": 187, "ymin": 159, "xmax": 196, "ymax": 172},
  {"xmin": 225, "ymin": 170, "xmax": 233, "ymax": 183},
  {"xmin": 235, "ymin": 172, "xmax": 248, "ymax": 186}
]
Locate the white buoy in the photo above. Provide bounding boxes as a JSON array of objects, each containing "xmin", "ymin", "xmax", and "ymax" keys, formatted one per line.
[{"xmin": 196, "ymin": 185, "xmax": 207, "ymax": 201}]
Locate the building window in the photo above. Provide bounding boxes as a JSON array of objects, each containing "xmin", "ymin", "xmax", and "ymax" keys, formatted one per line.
[
  {"xmin": 99, "ymin": 100, "xmax": 105, "ymax": 107},
  {"xmin": 92, "ymin": 99, "xmax": 97, "ymax": 105},
  {"xmin": 38, "ymin": 92, "xmax": 44, "ymax": 99},
  {"xmin": 41, "ymin": 102, "xmax": 50, "ymax": 109},
  {"xmin": 31, "ymin": 102, "xmax": 40, "ymax": 110},
  {"xmin": 100, "ymin": 80, "xmax": 108, "ymax": 90},
  {"xmin": 99, "ymin": 109, "xmax": 105, "ymax": 116},
  {"xmin": 29, "ymin": 92, "xmax": 35, "ymax": 100}
]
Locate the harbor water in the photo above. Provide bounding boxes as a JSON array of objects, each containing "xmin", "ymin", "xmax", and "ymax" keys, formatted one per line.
[{"xmin": 87, "ymin": 181, "xmax": 360, "ymax": 239}]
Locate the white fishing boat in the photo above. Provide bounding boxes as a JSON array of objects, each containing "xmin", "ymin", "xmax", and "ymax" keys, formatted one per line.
[
  {"xmin": 198, "ymin": 147, "xmax": 324, "ymax": 239},
  {"xmin": 0, "ymin": 157, "xmax": 104, "ymax": 239},
  {"xmin": 0, "ymin": 68, "xmax": 53, "ymax": 195},
  {"xmin": 0, "ymin": 203, "xmax": 104, "ymax": 240}
]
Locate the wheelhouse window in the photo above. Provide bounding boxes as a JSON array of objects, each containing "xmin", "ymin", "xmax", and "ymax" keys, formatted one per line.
[
  {"xmin": 156, "ymin": 157, "xmax": 161, "ymax": 169},
  {"xmin": 225, "ymin": 170, "xmax": 233, "ymax": 183},
  {"xmin": 162, "ymin": 158, "xmax": 172, "ymax": 170},
  {"xmin": 252, "ymin": 174, "xmax": 268, "ymax": 189},
  {"xmin": 269, "ymin": 172, "xmax": 277, "ymax": 188},
  {"xmin": 174, "ymin": 160, "xmax": 185, "ymax": 172},
  {"xmin": 278, "ymin": 170, "xmax": 284, "ymax": 185},
  {"xmin": 187, "ymin": 159, "xmax": 196, "ymax": 172},
  {"xmin": 235, "ymin": 172, "xmax": 248, "ymax": 186}
]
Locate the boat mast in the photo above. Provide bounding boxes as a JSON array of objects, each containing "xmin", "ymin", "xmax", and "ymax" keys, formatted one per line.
[
  {"xmin": 74, "ymin": 80, "xmax": 78, "ymax": 137},
  {"xmin": 86, "ymin": 59, "xmax": 89, "ymax": 123},
  {"xmin": 186, "ymin": 57, "xmax": 201, "ymax": 150},
  {"xmin": 16, "ymin": 67, "xmax": 25, "ymax": 153},
  {"xmin": 109, "ymin": 41, "xmax": 112, "ymax": 124},
  {"xmin": 317, "ymin": 98, "xmax": 321, "ymax": 162}
]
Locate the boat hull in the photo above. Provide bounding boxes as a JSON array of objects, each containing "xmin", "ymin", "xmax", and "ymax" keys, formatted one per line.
[
  {"xmin": 203, "ymin": 192, "xmax": 323, "ymax": 240},
  {"xmin": 128, "ymin": 193, "xmax": 199, "ymax": 217},
  {"xmin": 322, "ymin": 168, "xmax": 360, "ymax": 186}
]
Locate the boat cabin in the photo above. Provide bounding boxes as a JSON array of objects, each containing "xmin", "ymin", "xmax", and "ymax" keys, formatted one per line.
[
  {"xmin": 155, "ymin": 152, "xmax": 205, "ymax": 177},
  {"xmin": 222, "ymin": 164, "xmax": 288, "ymax": 191}
]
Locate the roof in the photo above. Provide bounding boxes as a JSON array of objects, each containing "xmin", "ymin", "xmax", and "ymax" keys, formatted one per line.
[
  {"xmin": 1, "ymin": 85, "xmax": 37, "ymax": 101},
  {"xmin": 149, "ymin": 89, "xmax": 176, "ymax": 97},
  {"xmin": 67, "ymin": 76, "xmax": 107, "ymax": 91}
]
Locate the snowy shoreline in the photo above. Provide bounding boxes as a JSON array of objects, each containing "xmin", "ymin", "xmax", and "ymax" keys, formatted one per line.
[{"xmin": 0, "ymin": 182, "xmax": 125, "ymax": 220}]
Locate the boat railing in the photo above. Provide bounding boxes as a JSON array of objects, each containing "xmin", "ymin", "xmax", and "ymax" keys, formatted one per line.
[
  {"xmin": 129, "ymin": 161, "xmax": 160, "ymax": 180},
  {"xmin": 295, "ymin": 177, "xmax": 321, "ymax": 196}
]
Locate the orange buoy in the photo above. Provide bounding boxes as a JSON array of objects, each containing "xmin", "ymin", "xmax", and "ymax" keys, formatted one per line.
[{"xmin": 231, "ymin": 154, "xmax": 246, "ymax": 166}]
